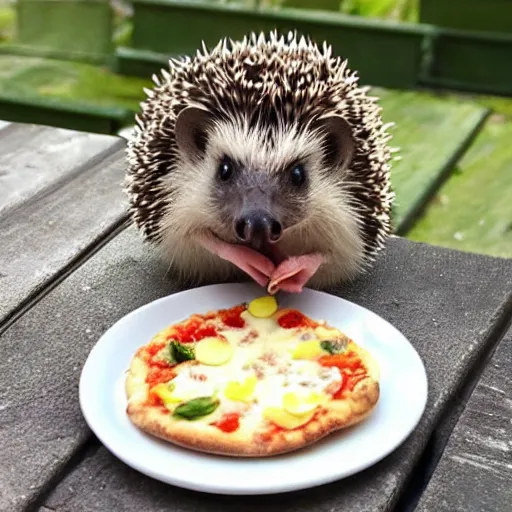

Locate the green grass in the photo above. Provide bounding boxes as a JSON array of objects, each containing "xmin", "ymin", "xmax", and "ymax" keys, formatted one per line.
[
  {"xmin": 471, "ymin": 96, "xmax": 512, "ymax": 120},
  {"xmin": 0, "ymin": 5, "xmax": 15, "ymax": 43},
  {"xmin": 376, "ymin": 88, "xmax": 488, "ymax": 232},
  {"xmin": 0, "ymin": 54, "xmax": 151, "ymax": 112},
  {"xmin": 264, "ymin": 0, "xmax": 419, "ymax": 21},
  {"xmin": 340, "ymin": 0, "xmax": 419, "ymax": 22},
  {"xmin": 407, "ymin": 113, "xmax": 512, "ymax": 258}
]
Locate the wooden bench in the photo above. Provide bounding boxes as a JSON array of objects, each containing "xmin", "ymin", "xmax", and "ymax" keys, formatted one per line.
[{"xmin": 417, "ymin": 326, "xmax": 512, "ymax": 512}]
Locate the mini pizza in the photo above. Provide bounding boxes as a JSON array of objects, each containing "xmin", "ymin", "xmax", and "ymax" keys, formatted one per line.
[{"xmin": 125, "ymin": 296, "xmax": 380, "ymax": 457}]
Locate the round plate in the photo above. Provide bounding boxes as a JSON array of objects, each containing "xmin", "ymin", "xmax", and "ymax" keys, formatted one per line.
[{"xmin": 80, "ymin": 283, "xmax": 428, "ymax": 495}]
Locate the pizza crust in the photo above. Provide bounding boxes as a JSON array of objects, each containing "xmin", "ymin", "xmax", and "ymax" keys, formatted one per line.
[{"xmin": 125, "ymin": 345, "xmax": 380, "ymax": 457}]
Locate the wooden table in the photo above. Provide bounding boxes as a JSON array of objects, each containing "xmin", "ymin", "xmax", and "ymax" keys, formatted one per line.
[{"xmin": 1, "ymin": 121, "xmax": 511, "ymax": 512}]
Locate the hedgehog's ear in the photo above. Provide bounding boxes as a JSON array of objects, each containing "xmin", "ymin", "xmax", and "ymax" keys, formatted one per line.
[
  {"xmin": 175, "ymin": 107, "xmax": 213, "ymax": 162},
  {"xmin": 316, "ymin": 116, "xmax": 354, "ymax": 172}
]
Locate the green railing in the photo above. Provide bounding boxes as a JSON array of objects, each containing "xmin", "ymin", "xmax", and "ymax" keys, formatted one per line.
[
  {"xmin": 0, "ymin": 0, "xmax": 511, "ymax": 135},
  {"xmin": 116, "ymin": 0, "xmax": 512, "ymax": 95}
]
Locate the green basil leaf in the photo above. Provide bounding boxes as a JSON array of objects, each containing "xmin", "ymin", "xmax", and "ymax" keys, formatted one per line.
[
  {"xmin": 172, "ymin": 396, "xmax": 220, "ymax": 420},
  {"xmin": 320, "ymin": 338, "xmax": 348, "ymax": 355},
  {"xmin": 164, "ymin": 343, "xmax": 177, "ymax": 365},
  {"xmin": 164, "ymin": 341, "xmax": 195, "ymax": 365},
  {"xmin": 171, "ymin": 341, "xmax": 195, "ymax": 363}
]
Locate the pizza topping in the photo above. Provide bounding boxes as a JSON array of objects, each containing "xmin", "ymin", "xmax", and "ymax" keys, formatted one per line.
[
  {"xmin": 320, "ymin": 339, "xmax": 348, "ymax": 355},
  {"xmin": 146, "ymin": 341, "xmax": 166, "ymax": 358},
  {"xmin": 325, "ymin": 377, "xmax": 344, "ymax": 395},
  {"xmin": 282, "ymin": 390, "xmax": 325, "ymax": 416},
  {"xmin": 247, "ymin": 296, "xmax": 278, "ymax": 318},
  {"xmin": 277, "ymin": 309, "xmax": 316, "ymax": 329},
  {"xmin": 211, "ymin": 412, "xmax": 240, "ymax": 433},
  {"xmin": 261, "ymin": 381, "xmax": 326, "ymax": 429},
  {"xmin": 164, "ymin": 367, "xmax": 216, "ymax": 401},
  {"xmin": 318, "ymin": 352, "xmax": 365, "ymax": 372},
  {"xmin": 259, "ymin": 351, "xmax": 279, "ymax": 366},
  {"xmin": 145, "ymin": 367, "xmax": 175, "ymax": 387},
  {"xmin": 167, "ymin": 341, "xmax": 196, "ymax": 364},
  {"xmin": 171, "ymin": 318, "xmax": 219, "ymax": 343},
  {"xmin": 263, "ymin": 407, "xmax": 316, "ymax": 429},
  {"xmin": 332, "ymin": 373, "xmax": 364, "ymax": 398},
  {"xmin": 239, "ymin": 329, "xmax": 258, "ymax": 345},
  {"xmin": 172, "ymin": 396, "xmax": 220, "ymax": 420},
  {"xmin": 250, "ymin": 362, "xmax": 266, "ymax": 380},
  {"xmin": 172, "ymin": 319, "xmax": 201, "ymax": 343},
  {"xmin": 150, "ymin": 382, "xmax": 181, "ymax": 405},
  {"xmin": 190, "ymin": 371, "xmax": 208, "ymax": 382},
  {"xmin": 291, "ymin": 339, "xmax": 327, "ymax": 360},
  {"xmin": 195, "ymin": 337, "xmax": 234, "ymax": 366},
  {"xmin": 224, "ymin": 375, "xmax": 257, "ymax": 402},
  {"xmin": 219, "ymin": 304, "xmax": 246, "ymax": 328},
  {"xmin": 315, "ymin": 326, "xmax": 341, "ymax": 340}
]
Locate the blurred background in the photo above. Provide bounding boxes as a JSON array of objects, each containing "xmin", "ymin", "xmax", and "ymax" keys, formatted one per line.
[{"xmin": 0, "ymin": 0, "xmax": 511, "ymax": 261}]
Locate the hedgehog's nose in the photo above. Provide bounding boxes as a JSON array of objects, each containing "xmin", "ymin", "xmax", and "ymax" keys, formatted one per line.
[{"xmin": 235, "ymin": 211, "xmax": 282, "ymax": 246}]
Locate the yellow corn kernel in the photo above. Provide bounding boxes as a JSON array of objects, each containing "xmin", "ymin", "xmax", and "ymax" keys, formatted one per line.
[
  {"xmin": 195, "ymin": 337, "xmax": 233, "ymax": 366},
  {"xmin": 282, "ymin": 391, "xmax": 325, "ymax": 416},
  {"xmin": 224, "ymin": 375, "xmax": 258, "ymax": 402},
  {"xmin": 248, "ymin": 296, "xmax": 278, "ymax": 318},
  {"xmin": 151, "ymin": 383, "xmax": 181, "ymax": 404},
  {"xmin": 263, "ymin": 407, "xmax": 315, "ymax": 429},
  {"xmin": 291, "ymin": 339, "xmax": 327, "ymax": 360},
  {"xmin": 315, "ymin": 326, "xmax": 340, "ymax": 340}
]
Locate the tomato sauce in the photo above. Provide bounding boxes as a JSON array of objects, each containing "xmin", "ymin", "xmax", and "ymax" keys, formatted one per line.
[
  {"xmin": 211, "ymin": 413, "xmax": 240, "ymax": 433},
  {"xmin": 318, "ymin": 352, "xmax": 365, "ymax": 372},
  {"xmin": 167, "ymin": 318, "xmax": 220, "ymax": 343},
  {"xmin": 146, "ymin": 367, "xmax": 175, "ymax": 388},
  {"xmin": 333, "ymin": 371, "xmax": 367, "ymax": 399},
  {"xmin": 149, "ymin": 359, "xmax": 172, "ymax": 370},
  {"xmin": 193, "ymin": 325, "xmax": 218, "ymax": 340},
  {"xmin": 219, "ymin": 304, "xmax": 246, "ymax": 328},
  {"xmin": 318, "ymin": 352, "xmax": 368, "ymax": 399},
  {"xmin": 146, "ymin": 342, "xmax": 165, "ymax": 358},
  {"xmin": 277, "ymin": 310, "xmax": 316, "ymax": 329},
  {"xmin": 146, "ymin": 389, "xmax": 169, "ymax": 413},
  {"xmin": 148, "ymin": 389, "xmax": 164, "ymax": 406},
  {"xmin": 172, "ymin": 318, "xmax": 202, "ymax": 343}
]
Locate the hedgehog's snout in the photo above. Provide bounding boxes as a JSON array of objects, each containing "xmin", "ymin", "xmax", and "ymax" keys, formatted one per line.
[{"xmin": 234, "ymin": 210, "xmax": 282, "ymax": 249}]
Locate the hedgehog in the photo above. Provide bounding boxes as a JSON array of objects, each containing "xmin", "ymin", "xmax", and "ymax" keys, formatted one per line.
[{"xmin": 126, "ymin": 30, "xmax": 395, "ymax": 295}]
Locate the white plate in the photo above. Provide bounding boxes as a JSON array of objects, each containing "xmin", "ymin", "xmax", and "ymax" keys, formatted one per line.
[{"xmin": 80, "ymin": 283, "xmax": 428, "ymax": 495}]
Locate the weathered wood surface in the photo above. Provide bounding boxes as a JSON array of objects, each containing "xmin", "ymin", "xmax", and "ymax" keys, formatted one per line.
[
  {"xmin": 376, "ymin": 88, "xmax": 488, "ymax": 233},
  {"xmin": 408, "ymin": 113, "xmax": 512, "ymax": 258},
  {"xmin": 0, "ymin": 223, "xmax": 509, "ymax": 511},
  {"xmin": 416, "ymin": 326, "xmax": 512, "ymax": 512},
  {"xmin": 0, "ymin": 122, "xmax": 118, "ymax": 215},
  {"xmin": 0, "ymin": 122, "xmax": 128, "ymax": 328}
]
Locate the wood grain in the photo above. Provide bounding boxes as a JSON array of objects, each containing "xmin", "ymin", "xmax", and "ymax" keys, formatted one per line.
[
  {"xmin": 417, "ymin": 326, "xmax": 512, "ymax": 512},
  {"xmin": 4, "ymin": 230, "xmax": 507, "ymax": 512},
  {"xmin": 0, "ymin": 122, "xmax": 127, "ymax": 327},
  {"xmin": 0, "ymin": 122, "xmax": 119, "ymax": 216}
]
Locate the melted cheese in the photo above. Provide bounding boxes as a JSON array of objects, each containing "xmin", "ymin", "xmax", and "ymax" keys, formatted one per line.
[{"xmin": 147, "ymin": 310, "xmax": 343, "ymax": 432}]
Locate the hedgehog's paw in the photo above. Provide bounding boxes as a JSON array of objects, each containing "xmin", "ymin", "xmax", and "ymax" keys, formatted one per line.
[
  {"xmin": 267, "ymin": 253, "xmax": 325, "ymax": 295},
  {"xmin": 197, "ymin": 232, "xmax": 276, "ymax": 288}
]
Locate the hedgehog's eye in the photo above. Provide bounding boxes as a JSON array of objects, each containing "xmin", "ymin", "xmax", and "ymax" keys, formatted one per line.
[
  {"xmin": 218, "ymin": 157, "xmax": 234, "ymax": 182},
  {"xmin": 290, "ymin": 164, "xmax": 306, "ymax": 187}
]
